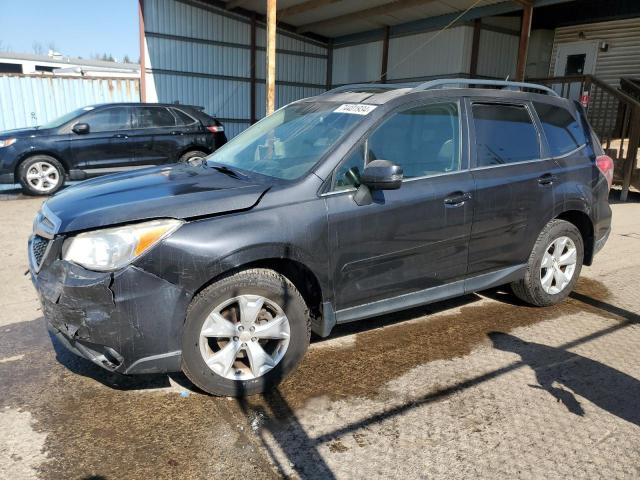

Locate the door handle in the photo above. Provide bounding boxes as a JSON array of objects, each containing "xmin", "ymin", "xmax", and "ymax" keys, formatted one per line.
[
  {"xmin": 112, "ymin": 133, "xmax": 129, "ymax": 139},
  {"xmin": 444, "ymin": 191, "xmax": 472, "ymax": 207},
  {"xmin": 170, "ymin": 131, "xmax": 184, "ymax": 135},
  {"xmin": 538, "ymin": 173, "xmax": 556, "ymax": 186}
]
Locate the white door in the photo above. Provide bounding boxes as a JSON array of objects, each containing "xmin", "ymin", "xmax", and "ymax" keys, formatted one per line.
[{"xmin": 553, "ymin": 40, "xmax": 599, "ymax": 100}]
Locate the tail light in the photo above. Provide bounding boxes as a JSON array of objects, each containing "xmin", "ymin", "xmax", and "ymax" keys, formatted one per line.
[
  {"xmin": 206, "ymin": 125, "xmax": 224, "ymax": 133},
  {"xmin": 596, "ymin": 154, "xmax": 614, "ymax": 190}
]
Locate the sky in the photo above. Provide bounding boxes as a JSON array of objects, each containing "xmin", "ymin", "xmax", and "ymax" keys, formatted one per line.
[{"xmin": 0, "ymin": 0, "xmax": 139, "ymax": 62}]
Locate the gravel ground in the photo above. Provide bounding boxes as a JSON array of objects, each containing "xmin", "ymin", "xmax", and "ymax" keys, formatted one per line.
[{"xmin": 0, "ymin": 188, "xmax": 639, "ymax": 479}]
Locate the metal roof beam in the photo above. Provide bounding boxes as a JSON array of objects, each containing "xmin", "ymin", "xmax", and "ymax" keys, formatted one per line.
[
  {"xmin": 279, "ymin": 0, "xmax": 343, "ymax": 18},
  {"xmin": 297, "ymin": 0, "xmax": 439, "ymax": 33}
]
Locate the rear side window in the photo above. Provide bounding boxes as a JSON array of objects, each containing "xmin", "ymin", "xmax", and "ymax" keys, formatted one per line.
[
  {"xmin": 134, "ymin": 107, "xmax": 176, "ymax": 128},
  {"xmin": 171, "ymin": 108, "xmax": 197, "ymax": 126},
  {"xmin": 472, "ymin": 103, "xmax": 540, "ymax": 167},
  {"xmin": 534, "ymin": 102, "xmax": 586, "ymax": 156}
]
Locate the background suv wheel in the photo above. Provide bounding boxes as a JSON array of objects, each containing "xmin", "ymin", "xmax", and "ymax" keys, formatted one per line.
[
  {"xmin": 18, "ymin": 155, "xmax": 65, "ymax": 196},
  {"xmin": 181, "ymin": 268, "xmax": 310, "ymax": 396},
  {"xmin": 511, "ymin": 219, "xmax": 584, "ymax": 307},
  {"xmin": 178, "ymin": 150, "xmax": 208, "ymax": 165}
]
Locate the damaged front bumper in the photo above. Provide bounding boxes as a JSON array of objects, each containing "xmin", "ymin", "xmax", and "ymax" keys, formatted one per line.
[{"xmin": 30, "ymin": 235, "xmax": 190, "ymax": 375}]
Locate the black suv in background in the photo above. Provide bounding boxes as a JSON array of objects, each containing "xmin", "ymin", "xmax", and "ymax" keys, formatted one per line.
[
  {"xmin": 29, "ymin": 79, "xmax": 612, "ymax": 397},
  {"xmin": 0, "ymin": 103, "xmax": 227, "ymax": 195}
]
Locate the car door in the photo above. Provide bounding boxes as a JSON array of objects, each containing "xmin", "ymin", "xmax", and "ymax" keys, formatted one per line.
[
  {"xmin": 325, "ymin": 100, "xmax": 474, "ymax": 313},
  {"xmin": 467, "ymin": 99, "xmax": 559, "ymax": 277},
  {"xmin": 68, "ymin": 106, "xmax": 133, "ymax": 170},
  {"xmin": 131, "ymin": 106, "xmax": 185, "ymax": 165}
]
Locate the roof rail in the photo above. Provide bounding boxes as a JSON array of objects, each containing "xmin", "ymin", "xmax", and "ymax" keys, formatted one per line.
[
  {"xmin": 412, "ymin": 78, "xmax": 559, "ymax": 97},
  {"xmin": 323, "ymin": 83, "xmax": 417, "ymax": 94}
]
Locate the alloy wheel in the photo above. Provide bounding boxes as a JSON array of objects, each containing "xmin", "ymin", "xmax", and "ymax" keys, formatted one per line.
[
  {"xmin": 540, "ymin": 236, "xmax": 577, "ymax": 295},
  {"xmin": 26, "ymin": 161, "xmax": 60, "ymax": 193},
  {"xmin": 199, "ymin": 295, "xmax": 291, "ymax": 380}
]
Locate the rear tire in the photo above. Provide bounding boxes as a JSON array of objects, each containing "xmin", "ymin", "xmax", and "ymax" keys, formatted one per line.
[
  {"xmin": 178, "ymin": 150, "xmax": 208, "ymax": 165},
  {"xmin": 18, "ymin": 155, "xmax": 65, "ymax": 196},
  {"xmin": 511, "ymin": 219, "xmax": 583, "ymax": 307},
  {"xmin": 181, "ymin": 268, "xmax": 311, "ymax": 397}
]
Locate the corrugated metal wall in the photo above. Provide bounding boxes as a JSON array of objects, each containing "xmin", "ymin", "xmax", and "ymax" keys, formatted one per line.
[
  {"xmin": 331, "ymin": 41, "xmax": 383, "ymax": 85},
  {"xmin": 387, "ymin": 26, "xmax": 473, "ymax": 81},
  {"xmin": 0, "ymin": 75, "xmax": 139, "ymax": 131},
  {"xmin": 550, "ymin": 17, "xmax": 640, "ymax": 86},
  {"xmin": 331, "ymin": 24, "xmax": 520, "ymax": 85},
  {"xmin": 143, "ymin": 0, "xmax": 327, "ymax": 138},
  {"xmin": 476, "ymin": 29, "xmax": 518, "ymax": 79}
]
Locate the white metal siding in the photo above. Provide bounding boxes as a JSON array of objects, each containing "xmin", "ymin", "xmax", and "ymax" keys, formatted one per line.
[
  {"xmin": 0, "ymin": 76, "xmax": 140, "ymax": 131},
  {"xmin": 550, "ymin": 18, "xmax": 640, "ymax": 86},
  {"xmin": 143, "ymin": 0, "xmax": 328, "ymax": 138},
  {"xmin": 386, "ymin": 26, "xmax": 473, "ymax": 81},
  {"xmin": 476, "ymin": 29, "xmax": 518, "ymax": 79},
  {"xmin": 331, "ymin": 41, "xmax": 382, "ymax": 85}
]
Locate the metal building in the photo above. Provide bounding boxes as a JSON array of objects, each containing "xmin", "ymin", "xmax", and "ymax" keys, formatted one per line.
[{"xmin": 139, "ymin": 0, "xmax": 640, "ymax": 134}]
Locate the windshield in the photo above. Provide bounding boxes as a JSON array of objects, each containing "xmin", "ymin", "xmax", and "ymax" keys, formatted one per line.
[
  {"xmin": 206, "ymin": 102, "xmax": 370, "ymax": 180},
  {"xmin": 39, "ymin": 106, "xmax": 96, "ymax": 129}
]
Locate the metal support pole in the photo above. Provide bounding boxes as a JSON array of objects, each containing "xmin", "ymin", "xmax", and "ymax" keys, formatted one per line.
[
  {"xmin": 516, "ymin": 3, "xmax": 532, "ymax": 82},
  {"xmin": 469, "ymin": 19, "xmax": 481, "ymax": 78},
  {"xmin": 266, "ymin": 0, "xmax": 277, "ymax": 115},
  {"xmin": 380, "ymin": 26, "xmax": 390, "ymax": 83},
  {"xmin": 326, "ymin": 39, "xmax": 333, "ymax": 90}
]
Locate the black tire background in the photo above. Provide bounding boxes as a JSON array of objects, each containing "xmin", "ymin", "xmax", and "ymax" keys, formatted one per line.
[
  {"xmin": 17, "ymin": 155, "xmax": 65, "ymax": 196},
  {"xmin": 181, "ymin": 268, "xmax": 310, "ymax": 397},
  {"xmin": 511, "ymin": 219, "xmax": 584, "ymax": 307},
  {"xmin": 178, "ymin": 150, "xmax": 208, "ymax": 164}
]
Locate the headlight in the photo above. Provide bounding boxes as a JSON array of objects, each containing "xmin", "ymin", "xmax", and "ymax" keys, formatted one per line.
[
  {"xmin": 0, "ymin": 138, "xmax": 16, "ymax": 148},
  {"xmin": 63, "ymin": 219, "xmax": 183, "ymax": 271}
]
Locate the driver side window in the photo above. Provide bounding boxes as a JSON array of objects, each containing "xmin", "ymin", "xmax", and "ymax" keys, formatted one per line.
[
  {"xmin": 367, "ymin": 102, "xmax": 460, "ymax": 178},
  {"xmin": 330, "ymin": 102, "xmax": 461, "ymax": 191}
]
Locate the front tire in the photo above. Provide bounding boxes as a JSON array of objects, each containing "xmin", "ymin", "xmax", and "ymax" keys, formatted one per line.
[
  {"xmin": 511, "ymin": 219, "xmax": 584, "ymax": 307},
  {"xmin": 18, "ymin": 155, "xmax": 65, "ymax": 196},
  {"xmin": 181, "ymin": 269, "xmax": 310, "ymax": 396}
]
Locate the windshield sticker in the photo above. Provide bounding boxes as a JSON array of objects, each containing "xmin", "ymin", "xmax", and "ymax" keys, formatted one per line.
[{"xmin": 334, "ymin": 104, "xmax": 377, "ymax": 115}]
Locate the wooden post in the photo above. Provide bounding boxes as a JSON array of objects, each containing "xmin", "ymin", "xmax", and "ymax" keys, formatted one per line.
[
  {"xmin": 138, "ymin": 0, "xmax": 147, "ymax": 102},
  {"xmin": 380, "ymin": 26, "xmax": 390, "ymax": 83},
  {"xmin": 250, "ymin": 13, "xmax": 257, "ymax": 124},
  {"xmin": 516, "ymin": 3, "xmax": 532, "ymax": 81},
  {"xmin": 469, "ymin": 19, "xmax": 481, "ymax": 78},
  {"xmin": 266, "ymin": 0, "xmax": 277, "ymax": 115},
  {"xmin": 621, "ymin": 106, "xmax": 640, "ymax": 201}
]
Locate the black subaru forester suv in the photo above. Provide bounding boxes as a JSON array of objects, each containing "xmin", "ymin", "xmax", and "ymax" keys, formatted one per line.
[{"xmin": 29, "ymin": 79, "xmax": 612, "ymax": 396}]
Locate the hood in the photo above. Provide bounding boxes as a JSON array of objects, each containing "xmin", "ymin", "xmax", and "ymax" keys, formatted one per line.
[
  {"xmin": 0, "ymin": 127, "xmax": 49, "ymax": 139},
  {"xmin": 45, "ymin": 164, "xmax": 270, "ymax": 233}
]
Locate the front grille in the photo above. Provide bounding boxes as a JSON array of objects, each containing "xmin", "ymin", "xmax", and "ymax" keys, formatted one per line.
[{"xmin": 32, "ymin": 235, "xmax": 50, "ymax": 267}]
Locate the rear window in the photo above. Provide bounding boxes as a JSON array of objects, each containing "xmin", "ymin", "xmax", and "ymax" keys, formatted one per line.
[
  {"xmin": 534, "ymin": 102, "xmax": 587, "ymax": 156},
  {"xmin": 171, "ymin": 108, "xmax": 197, "ymax": 126},
  {"xmin": 134, "ymin": 106, "xmax": 176, "ymax": 128},
  {"xmin": 472, "ymin": 103, "xmax": 540, "ymax": 166}
]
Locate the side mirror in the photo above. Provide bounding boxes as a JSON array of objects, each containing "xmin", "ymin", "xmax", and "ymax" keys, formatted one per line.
[
  {"xmin": 360, "ymin": 160, "xmax": 403, "ymax": 190},
  {"xmin": 352, "ymin": 160, "xmax": 403, "ymax": 206},
  {"xmin": 72, "ymin": 123, "xmax": 90, "ymax": 135}
]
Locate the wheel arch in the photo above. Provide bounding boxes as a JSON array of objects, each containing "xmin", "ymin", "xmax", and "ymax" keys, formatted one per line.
[
  {"xmin": 555, "ymin": 209, "xmax": 595, "ymax": 266},
  {"xmin": 191, "ymin": 257, "xmax": 325, "ymax": 324}
]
